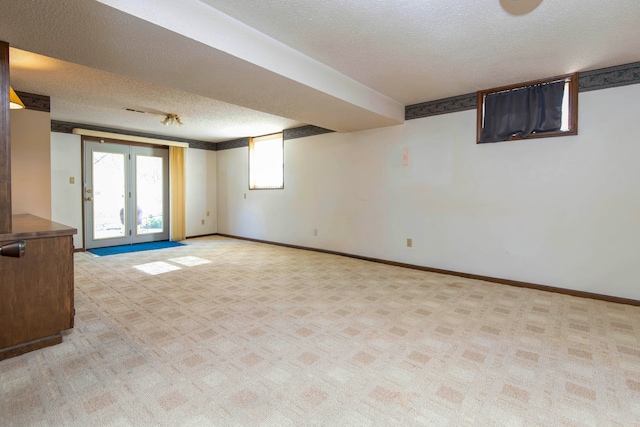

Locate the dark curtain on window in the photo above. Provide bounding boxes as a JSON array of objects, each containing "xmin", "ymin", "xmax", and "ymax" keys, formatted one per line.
[{"xmin": 479, "ymin": 81, "xmax": 565, "ymax": 143}]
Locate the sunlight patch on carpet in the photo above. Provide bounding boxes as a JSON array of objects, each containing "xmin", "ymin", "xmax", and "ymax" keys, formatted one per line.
[
  {"xmin": 168, "ymin": 256, "xmax": 212, "ymax": 267},
  {"xmin": 134, "ymin": 261, "xmax": 181, "ymax": 275}
]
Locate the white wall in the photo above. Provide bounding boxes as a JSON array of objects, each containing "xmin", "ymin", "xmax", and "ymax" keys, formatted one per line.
[
  {"xmin": 51, "ymin": 132, "xmax": 83, "ymax": 249},
  {"xmin": 185, "ymin": 148, "xmax": 217, "ymax": 237},
  {"xmin": 217, "ymin": 84, "xmax": 640, "ymax": 300},
  {"xmin": 11, "ymin": 109, "xmax": 51, "ymax": 219}
]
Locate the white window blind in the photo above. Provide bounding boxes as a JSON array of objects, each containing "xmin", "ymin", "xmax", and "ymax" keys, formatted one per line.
[{"xmin": 249, "ymin": 133, "xmax": 284, "ymax": 189}]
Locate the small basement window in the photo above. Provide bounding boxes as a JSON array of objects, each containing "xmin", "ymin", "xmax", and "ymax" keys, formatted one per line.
[
  {"xmin": 249, "ymin": 132, "xmax": 284, "ymax": 190},
  {"xmin": 477, "ymin": 73, "xmax": 578, "ymax": 144}
]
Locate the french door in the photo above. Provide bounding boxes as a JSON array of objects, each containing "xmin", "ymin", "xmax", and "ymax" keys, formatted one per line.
[{"xmin": 83, "ymin": 140, "xmax": 169, "ymax": 249}]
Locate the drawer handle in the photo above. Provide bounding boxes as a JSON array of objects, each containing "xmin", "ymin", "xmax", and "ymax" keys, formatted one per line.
[{"xmin": 0, "ymin": 241, "xmax": 26, "ymax": 258}]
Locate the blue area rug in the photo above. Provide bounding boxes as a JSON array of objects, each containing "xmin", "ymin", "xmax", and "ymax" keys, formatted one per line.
[{"xmin": 88, "ymin": 241, "xmax": 185, "ymax": 256}]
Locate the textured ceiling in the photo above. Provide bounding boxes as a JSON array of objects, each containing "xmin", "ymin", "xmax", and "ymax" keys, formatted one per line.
[
  {"xmin": 203, "ymin": 0, "xmax": 640, "ymax": 104},
  {"xmin": 1, "ymin": 0, "xmax": 639, "ymax": 144},
  {"xmin": 9, "ymin": 49, "xmax": 303, "ymax": 142}
]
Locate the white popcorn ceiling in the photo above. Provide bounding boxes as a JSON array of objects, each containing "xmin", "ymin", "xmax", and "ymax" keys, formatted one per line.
[{"xmin": 2, "ymin": 0, "xmax": 640, "ymax": 143}]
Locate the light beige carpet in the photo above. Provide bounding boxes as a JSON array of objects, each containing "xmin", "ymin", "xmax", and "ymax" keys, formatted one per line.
[{"xmin": 1, "ymin": 236, "xmax": 639, "ymax": 426}]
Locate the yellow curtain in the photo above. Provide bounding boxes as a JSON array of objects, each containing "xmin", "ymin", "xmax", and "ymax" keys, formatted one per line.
[{"xmin": 169, "ymin": 146, "xmax": 185, "ymax": 241}]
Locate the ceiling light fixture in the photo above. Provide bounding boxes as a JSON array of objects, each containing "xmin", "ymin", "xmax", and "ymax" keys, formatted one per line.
[
  {"xmin": 9, "ymin": 87, "xmax": 25, "ymax": 109},
  {"xmin": 161, "ymin": 113, "xmax": 183, "ymax": 127},
  {"xmin": 500, "ymin": 0, "xmax": 543, "ymax": 15}
]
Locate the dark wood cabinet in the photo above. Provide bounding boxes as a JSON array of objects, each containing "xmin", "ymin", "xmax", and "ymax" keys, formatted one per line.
[{"xmin": 0, "ymin": 214, "xmax": 76, "ymax": 360}]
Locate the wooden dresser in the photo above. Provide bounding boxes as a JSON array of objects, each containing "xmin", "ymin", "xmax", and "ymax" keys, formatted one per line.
[{"xmin": 0, "ymin": 214, "xmax": 77, "ymax": 360}]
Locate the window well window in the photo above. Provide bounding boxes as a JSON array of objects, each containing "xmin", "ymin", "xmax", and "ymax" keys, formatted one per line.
[
  {"xmin": 477, "ymin": 73, "xmax": 578, "ymax": 144},
  {"xmin": 249, "ymin": 132, "xmax": 284, "ymax": 190}
]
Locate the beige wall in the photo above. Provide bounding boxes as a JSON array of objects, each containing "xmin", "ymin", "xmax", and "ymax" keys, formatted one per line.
[{"xmin": 11, "ymin": 109, "xmax": 51, "ymax": 219}]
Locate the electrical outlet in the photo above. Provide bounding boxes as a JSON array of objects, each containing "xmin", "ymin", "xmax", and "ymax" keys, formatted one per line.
[
  {"xmin": 244, "ymin": 193, "xmax": 247, "ymax": 199},
  {"xmin": 407, "ymin": 238, "xmax": 412, "ymax": 248},
  {"xmin": 201, "ymin": 219, "xmax": 205, "ymax": 225},
  {"xmin": 69, "ymin": 177, "xmax": 75, "ymax": 184},
  {"xmin": 313, "ymin": 229, "xmax": 317, "ymax": 236},
  {"xmin": 206, "ymin": 211, "xmax": 210, "ymax": 216}
]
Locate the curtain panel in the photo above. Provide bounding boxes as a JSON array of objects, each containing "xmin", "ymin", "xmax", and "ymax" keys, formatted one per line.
[
  {"xmin": 169, "ymin": 146, "xmax": 185, "ymax": 241},
  {"xmin": 479, "ymin": 81, "xmax": 565, "ymax": 143}
]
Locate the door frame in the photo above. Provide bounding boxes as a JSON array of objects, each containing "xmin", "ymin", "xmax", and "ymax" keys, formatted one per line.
[{"xmin": 82, "ymin": 137, "xmax": 169, "ymax": 249}]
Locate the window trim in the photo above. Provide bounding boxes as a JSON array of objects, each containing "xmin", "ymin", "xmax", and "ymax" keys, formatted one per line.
[
  {"xmin": 476, "ymin": 73, "xmax": 578, "ymax": 144},
  {"xmin": 248, "ymin": 132, "xmax": 284, "ymax": 190}
]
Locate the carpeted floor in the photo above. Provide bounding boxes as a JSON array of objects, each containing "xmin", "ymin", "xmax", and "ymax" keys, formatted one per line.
[{"xmin": 1, "ymin": 236, "xmax": 639, "ymax": 426}]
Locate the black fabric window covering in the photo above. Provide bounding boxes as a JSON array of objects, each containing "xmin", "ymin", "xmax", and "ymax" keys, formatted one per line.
[{"xmin": 479, "ymin": 81, "xmax": 565, "ymax": 143}]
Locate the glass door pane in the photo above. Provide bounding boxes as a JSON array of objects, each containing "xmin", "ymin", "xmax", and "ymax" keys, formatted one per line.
[
  {"xmin": 131, "ymin": 145, "xmax": 169, "ymax": 245},
  {"xmin": 136, "ymin": 155, "xmax": 164, "ymax": 236},
  {"xmin": 84, "ymin": 141, "xmax": 131, "ymax": 249},
  {"xmin": 92, "ymin": 151, "xmax": 126, "ymax": 240}
]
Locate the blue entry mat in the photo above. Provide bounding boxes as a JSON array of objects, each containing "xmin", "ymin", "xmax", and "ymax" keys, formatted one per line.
[{"xmin": 88, "ymin": 241, "xmax": 185, "ymax": 256}]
